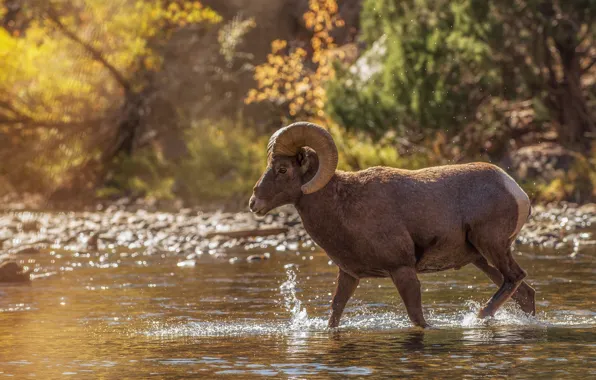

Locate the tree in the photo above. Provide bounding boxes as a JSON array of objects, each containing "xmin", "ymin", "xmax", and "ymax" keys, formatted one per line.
[
  {"xmin": 0, "ymin": 0, "xmax": 221, "ymax": 194},
  {"xmin": 328, "ymin": 0, "xmax": 497, "ymax": 140},
  {"xmin": 327, "ymin": 0, "xmax": 596, "ymax": 153},
  {"xmin": 473, "ymin": 0, "xmax": 596, "ymax": 151}
]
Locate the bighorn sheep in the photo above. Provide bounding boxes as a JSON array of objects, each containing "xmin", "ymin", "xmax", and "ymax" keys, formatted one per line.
[{"xmin": 249, "ymin": 122, "xmax": 535, "ymax": 328}]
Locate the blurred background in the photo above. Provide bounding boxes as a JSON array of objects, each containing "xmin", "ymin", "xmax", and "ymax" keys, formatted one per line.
[
  {"xmin": 1, "ymin": 0, "xmax": 595, "ymax": 210},
  {"xmin": 1, "ymin": 3, "xmax": 595, "ymax": 377}
]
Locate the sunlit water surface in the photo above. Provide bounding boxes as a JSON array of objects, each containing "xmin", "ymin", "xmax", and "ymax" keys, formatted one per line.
[{"xmin": 1, "ymin": 221, "xmax": 595, "ymax": 378}]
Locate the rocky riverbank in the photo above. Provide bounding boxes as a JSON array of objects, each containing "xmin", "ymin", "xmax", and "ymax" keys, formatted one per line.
[
  {"xmin": 517, "ymin": 203, "xmax": 596, "ymax": 255},
  {"xmin": 0, "ymin": 203, "xmax": 594, "ymax": 282}
]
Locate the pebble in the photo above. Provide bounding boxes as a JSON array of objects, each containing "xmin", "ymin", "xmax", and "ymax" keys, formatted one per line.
[
  {"xmin": 247, "ymin": 252, "xmax": 271, "ymax": 262},
  {"xmin": 176, "ymin": 259, "xmax": 196, "ymax": 267},
  {"xmin": 517, "ymin": 203, "xmax": 596, "ymax": 248}
]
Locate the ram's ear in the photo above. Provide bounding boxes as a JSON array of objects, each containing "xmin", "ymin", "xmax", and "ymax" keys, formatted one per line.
[{"xmin": 296, "ymin": 147, "xmax": 311, "ymax": 175}]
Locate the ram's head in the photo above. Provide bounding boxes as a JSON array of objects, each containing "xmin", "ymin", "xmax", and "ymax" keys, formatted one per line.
[{"xmin": 249, "ymin": 122, "xmax": 338, "ymax": 216}]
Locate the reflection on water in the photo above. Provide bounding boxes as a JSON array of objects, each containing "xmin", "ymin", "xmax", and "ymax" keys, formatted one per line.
[{"xmin": 1, "ymin": 218, "xmax": 595, "ymax": 378}]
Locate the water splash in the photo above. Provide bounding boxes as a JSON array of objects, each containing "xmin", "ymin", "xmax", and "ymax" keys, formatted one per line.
[
  {"xmin": 147, "ymin": 271, "xmax": 595, "ymax": 338},
  {"xmin": 279, "ymin": 264, "xmax": 311, "ymax": 328},
  {"xmin": 459, "ymin": 301, "xmax": 545, "ymax": 327}
]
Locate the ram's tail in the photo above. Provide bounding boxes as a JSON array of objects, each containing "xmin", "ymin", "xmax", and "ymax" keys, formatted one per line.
[{"xmin": 499, "ymin": 171, "xmax": 531, "ymax": 239}]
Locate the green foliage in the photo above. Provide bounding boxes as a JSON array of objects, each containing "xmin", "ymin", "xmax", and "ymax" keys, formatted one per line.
[
  {"xmin": 99, "ymin": 149, "xmax": 175, "ymax": 200},
  {"xmin": 328, "ymin": 0, "xmax": 596, "ymax": 153},
  {"xmin": 175, "ymin": 120, "xmax": 267, "ymax": 205},
  {"xmin": 328, "ymin": 0, "xmax": 498, "ymax": 137},
  {"xmin": 99, "ymin": 119, "xmax": 268, "ymax": 206},
  {"xmin": 330, "ymin": 125, "xmax": 431, "ymax": 171},
  {"xmin": 1, "ymin": 0, "xmax": 594, "ymax": 207},
  {"xmin": 326, "ymin": 62, "xmax": 398, "ymax": 140},
  {"xmin": 99, "ymin": 118, "xmax": 435, "ymax": 206}
]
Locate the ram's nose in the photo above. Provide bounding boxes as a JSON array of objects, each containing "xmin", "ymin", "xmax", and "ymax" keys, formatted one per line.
[{"xmin": 248, "ymin": 196, "xmax": 267, "ymax": 215}]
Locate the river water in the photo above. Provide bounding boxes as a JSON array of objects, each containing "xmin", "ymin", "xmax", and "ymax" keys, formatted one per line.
[{"xmin": 0, "ymin": 209, "xmax": 595, "ymax": 378}]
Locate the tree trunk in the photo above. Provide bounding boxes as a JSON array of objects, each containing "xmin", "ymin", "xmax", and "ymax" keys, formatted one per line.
[
  {"xmin": 550, "ymin": 20, "xmax": 596, "ymax": 152},
  {"xmin": 102, "ymin": 92, "xmax": 146, "ymax": 162}
]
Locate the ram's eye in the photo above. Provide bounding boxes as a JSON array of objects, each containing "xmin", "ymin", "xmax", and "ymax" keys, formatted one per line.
[{"xmin": 278, "ymin": 167, "xmax": 287, "ymax": 174}]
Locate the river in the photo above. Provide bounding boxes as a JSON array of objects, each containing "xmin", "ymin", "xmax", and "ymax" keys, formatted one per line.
[{"xmin": 0, "ymin": 207, "xmax": 594, "ymax": 378}]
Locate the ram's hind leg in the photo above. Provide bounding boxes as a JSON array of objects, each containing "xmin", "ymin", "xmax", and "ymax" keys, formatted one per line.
[
  {"xmin": 473, "ymin": 256, "xmax": 535, "ymax": 315},
  {"xmin": 469, "ymin": 232, "xmax": 528, "ymax": 318}
]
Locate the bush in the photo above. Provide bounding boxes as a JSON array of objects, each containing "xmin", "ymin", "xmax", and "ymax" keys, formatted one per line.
[
  {"xmin": 517, "ymin": 151, "xmax": 595, "ymax": 204},
  {"xmin": 176, "ymin": 119, "xmax": 267, "ymax": 206},
  {"xmin": 98, "ymin": 119, "xmax": 267, "ymax": 207},
  {"xmin": 329, "ymin": 123, "xmax": 431, "ymax": 171},
  {"xmin": 245, "ymin": 0, "xmax": 345, "ymax": 120},
  {"xmin": 99, "ymin": 148, "xmax": 175, "ymax": 201},
  {"xmin": 1, "ymin": 132, "xmax": 90, "ymax": 195}
]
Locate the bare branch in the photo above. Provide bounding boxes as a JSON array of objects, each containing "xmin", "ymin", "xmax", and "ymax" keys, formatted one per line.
[
  {"xmin": 45, "ymin": 6, "xmax": 131, "ymax": 94},
  {"xmin": 0, "ymin": 101, "xmax": 21, "ymax": 118},
  {"xmin": 542, "ymin": 33, "xmax": 558, "ymax": 89}
]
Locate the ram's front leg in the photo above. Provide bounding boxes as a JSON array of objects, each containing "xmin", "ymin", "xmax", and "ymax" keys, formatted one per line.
[
  {"xmin": 328, "ymin": 269, "xmax": 359, "ymax": 328},
  {"xmin": 390, "ymin": 266, "xmax": 428, "ymax": 328}
]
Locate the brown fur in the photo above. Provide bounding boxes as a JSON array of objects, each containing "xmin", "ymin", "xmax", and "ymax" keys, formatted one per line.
[{"xmin": 249, "ymin": 148, "xmax": 535, "ymax": 328}]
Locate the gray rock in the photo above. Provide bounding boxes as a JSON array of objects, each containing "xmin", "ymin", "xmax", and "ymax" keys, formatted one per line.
[{"xmin": 0, "ymin": 259, "xmax": 30, "ymax": 283}]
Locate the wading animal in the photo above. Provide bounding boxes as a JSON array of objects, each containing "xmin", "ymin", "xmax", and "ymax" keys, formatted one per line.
[{"xmin": 249, "ymin": 122, "xmax": 535, "ymax": 328}]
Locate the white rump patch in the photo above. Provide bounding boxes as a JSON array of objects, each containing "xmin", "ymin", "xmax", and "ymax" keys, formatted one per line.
[{"xmin": 499, "ymin": 171, "xmax": 530, "ymax": 239}]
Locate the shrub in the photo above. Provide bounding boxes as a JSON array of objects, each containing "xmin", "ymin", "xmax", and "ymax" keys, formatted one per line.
[
  {"xmin": 176, "ymin": 119, "xmax": 267, "ymax": 206},
  {"xmin": 244, "ymin": 0, "xmax": 345, "ymax": 120},
  {"xmin": 99, "ymin": 148, "xmax": 175, "ymax": 200},
  {"xmin": 329, "ymin": 124, "xmax": 431, "ymax": 171}
]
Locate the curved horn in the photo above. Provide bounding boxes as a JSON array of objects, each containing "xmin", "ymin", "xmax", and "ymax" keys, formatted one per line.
[{"xmin": 267, "ymin": 122, "xmax": 338, "ymax": 194}]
